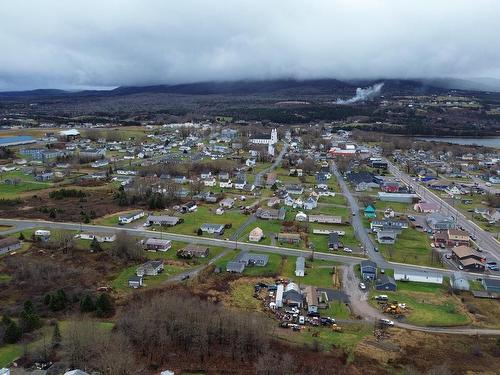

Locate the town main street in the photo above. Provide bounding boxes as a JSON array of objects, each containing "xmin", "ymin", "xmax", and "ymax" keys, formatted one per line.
[{"xmin": 386, "ymin": 160, "xmax": 500, "ymax": 262}]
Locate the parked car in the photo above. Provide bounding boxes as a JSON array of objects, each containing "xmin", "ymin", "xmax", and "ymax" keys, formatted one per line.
[
  {"xmin": 359, "ymin": 282, "xmax": 366, "ymax": 290},
  {"xmin": 320, "ymin": 317, "xmax": 335, "ymax": 326},
  {"xmin": 374, "ymin": 247, "xmax": 379, "ymax": 252},
  {"xmin": 488, "ymin": 265, "xmax": 499, "ymax": 271},
  {"xmin": 445, "ymin": 254, "xmax": 451, "ymax": 259},
  {"xmin": 181, "ymin": 274, "xmax": 190, "ymax": 281},
  {"xmin": 487, "ymin": 262, "xmax": 497, "ymax": 266},
  {"xmin": 343, "ymin": 247, "xmax": 353, "ymax": 253},
  {"xmin": 458, "ymin": 265, "xmax": 464, "ymax": 270},
  {"xmin": 380, "ymin": 318, "xmax": 394, "ymax": 326},
  {"xmin": 375, "ymin": 295, "xmax": 388, "ymax": 301}
]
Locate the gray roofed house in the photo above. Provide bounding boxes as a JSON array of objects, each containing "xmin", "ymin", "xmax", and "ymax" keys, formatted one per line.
[
  {"xmin": 328, "ymin": 232, "xmax": 341, "ymax": 250},
  {"xmin": 147, "ymin": 215, "xmax": 181, "ymax": 226},
  {"xmin": 295, "ymin": 256, "xmax": 305, "ymax": 277},
  {"xmin": 234, "ymin": 251, "xmax": 269, "ymax": 266},
  {"xmin": 200, "ymin": 223, "xmax": 225, "ymax": 235},
  {"xmin": 136, "ymin": 260, "xmax": 164, "ymax": 277},
  {"xmin": 226, "ymin": 261, "xmax": 246, "ymax": 273},
  {"xmin": 256, "ymin": 207, "xmax": 286, "ymax": 220},
  {"xmin": 376, "ymin": 230, "xmax": 397, "ymax": 244},
  {"xmin": 144, "ymin": 238, "xmax": 172, "ymax": 251}
]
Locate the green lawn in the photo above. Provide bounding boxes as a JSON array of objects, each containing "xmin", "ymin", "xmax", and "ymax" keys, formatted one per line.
[
  {"xmin": 377, "ymin": 228, "xmax": 441, "ymax": 268},
  {"xmin": 322, "ymin": 300, "xmax": 351, "ymax": 319},
  {"xmin": 369, "ymin": 284, "xmax": 470, "ymax": 327},
  {"xmin": 0, "ymin": 344, "xmax": 22, "ymax": 367},
  {"xmin": 243, "ymin": 253, "xmax": 284, "ymax": 276},
  {"xmin": 0, "ymin": 180, "xmax": 52, "ymax": 198},
  {"xmin": 319, "ymin": 194, "xmax": 348, "ymax": 206},
  {"xmin": 281, "ymin": 257, "xmax": 338, "ymax": 288},
  {"xmin": 159, "ymin": 205, "xmax": 249, "ymax": 238},
  {"xmin": 111, "ymin": 263, "xmax": 187, "ymax": 290}
]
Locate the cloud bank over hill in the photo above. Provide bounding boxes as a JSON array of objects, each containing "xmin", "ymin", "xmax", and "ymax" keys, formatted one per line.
[{"xmin": 0, "ymin": 0, "xmax": 499, "ymax": 90}]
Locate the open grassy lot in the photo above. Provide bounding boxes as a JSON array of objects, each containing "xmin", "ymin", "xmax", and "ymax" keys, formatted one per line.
[
  {"xmin": 377, "ymin": 228, "xmax": 441, "ymax": 268},
  {"xmin": 229, "ymin": 280, "xmax": 261, "ymax": 311},
  {"xmin": 0, "ymin": 180, "xmax": 52, "ymax": 199},
  {"xmin": 278, "ymin": 323, "xmax": 372, "ymax": 360},
  {"xmin": 371, "ymin": 200, "xmax": 412, "ymax": 214},
  {"xmin": 243, "ymin": 253, "xmax": 284, "ymax": 276},
  {"xmin": 460, "ymin": 294, "xmax": 500, "ymax": 328},
  {"xmin": 369, "ymin": 282, "xmax": 470, "ymax": 327},
  {"xmin": 159, "ymin": 205, "xmax": 248, "ymax": 238},
  {"xmin": 318, "ymin": 194, "xmax": 347, "ymax": 206},
  {"xmin": 321, "ymin": 300, "xmax": 351, "ymax": 319},
  {"xmin": 280, "ymin": 257, "xmax": 338, "ymax": 288},
  {"xmin": 308, "ymin": 224, "xmax": 358, "ymax": 252},
  {"xmin": 0, "ymin": 344, "xmax": 22, "ymax": 367}
]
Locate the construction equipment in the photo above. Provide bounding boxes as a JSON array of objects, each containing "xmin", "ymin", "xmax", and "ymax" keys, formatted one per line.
[{"xmin": 383, "ymin": 304, "xmax": 402, "ymax": 315}]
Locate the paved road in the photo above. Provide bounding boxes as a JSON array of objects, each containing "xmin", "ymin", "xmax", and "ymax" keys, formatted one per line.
[
  {"xmin": 254, "ymin": 142, "xmax": 288, "ymax": 187},
  {"xmin": 341, "ymin": 264, "xmax": 500, "ymax": 336},
  {"xmin": 3, "ymin": 218, "xmax": 500, "ymax": 335},
  {"xmin": 330, "ymin": 162, "xmax": 385, "ymax": 264},
  {"xmin": 387, "ymin": 160, "xmax": 500, "ymax": 262}
]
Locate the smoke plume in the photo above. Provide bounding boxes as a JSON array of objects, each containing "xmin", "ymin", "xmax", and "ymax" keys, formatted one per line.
[{"xmin": 336, "ymin": 83, "xmax": 384, "ymax": 104}]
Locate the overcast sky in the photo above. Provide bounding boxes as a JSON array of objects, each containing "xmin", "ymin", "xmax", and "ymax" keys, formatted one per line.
[{"xmin": 0, "ymin": 0, "xmax": 499, "ymax": 90}]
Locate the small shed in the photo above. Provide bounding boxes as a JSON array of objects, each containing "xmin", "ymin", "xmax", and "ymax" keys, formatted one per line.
[
  {"xmin": 364, "ymin": 204, "xmax": 377, "ymax": 218},
  {"xmin": 450, "ymin": 272, "xmax": 470, "ymax": 291},
  {"xmin": 295, "ymin": 257, "xmax": 305, "ymax": 277}
]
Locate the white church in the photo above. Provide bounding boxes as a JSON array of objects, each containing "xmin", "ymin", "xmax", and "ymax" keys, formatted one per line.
[{"xmin": 250, "ymin": 128, "xmax": 278, "ymax": 156}]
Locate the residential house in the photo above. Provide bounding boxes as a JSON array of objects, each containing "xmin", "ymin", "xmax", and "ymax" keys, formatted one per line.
[
  {"xmin": 426, "ymin": 213, "xmax": 455, "ymax": 231},
  {"xmin": 267, "ymin": 196, "xmax": 280, "ymax": 207},
  {"xmin": 328, "ymin": 232, "xmax": 342, "ymax": 250},
  {"xmin": 234, "ymin": 175, "xmax": 247, "ymax": 189},
  {"xmin": 147, "ymin": 215, "xmax": 181, "ymax": 226},
  {"xmin": 308, "ymin": 214, "xmax": 342, "ymax": 224},
  {"xmin": 144, "ymin": 238, "xmax": 172, "ymax": 252},
  {"xmin": 295, "ymin": 257, "xmax": 305, "ymax": 277},
  {"xmin": 128, "ymin": 275, "xmax": 143, "ymax": 288},
  {"xmin": 219, "ymin": 198, "xmax": 235, "ymax": 209},
  {"xmin": 414, "ymin": 201, "xmax": 440, "ymax": 213},
  {"xmin": 203, "ymin": 176, "xmax": 217, "ymax": 187},
  {"xmin": 226, "ymin": 261, "xmax": 246, "ymax": 273},
  {"xmin": 200, "ymin": 223, "xmax": 225, "ymax": 235},
  {"xmin": 248, "ymin": 227, "xmax": 264, "ymax": 242},
  {"xmin": 219, "ymin": 177, "xmax": 233, "ymax": 188},
  {"xmin": 34, "ymin": 229, "xmax": 51, "ymax": 242},
  {"xmin": 234, "ymin": 251, "xmax": 269, "ymax": 266},
  {"xmin": 118, "ymin": 211, "xmax": 145, "ymax": 224},
  {"xmin": 377, "ymin": 230, "xmax": 397, "ymax": 244},
  {"xmin": 474, "ymin": 208, "xmax": 500, "ymax": 224},
  {"xmin": 178, "ymin": 244, "xmax": 209, "ymax": 258},
  {"xmin": 360, "ymin": 260, "xmax": 377, "ymax": 280},
  {"xmin": 295, "ymin": 211, "xmax": 308, "ymax": 222},
  {"xmin": 277, "ymin": 232, "xmax": 301, "ymax": 244},
  {"xmin": 266, "ymin": 172, "xmax": 277, "ymax": 187},
  {"xmin": 364, "ymin": 204, "xmax": 377, "ymax": 218},
  {"xmin": 285, "ymin": 184, "xmax": 304, "ymax": 195},
  {"xmin": 304, "ymin": 286, "xmax": 319, "ymax": 313},
  {"xmin": 136, "ymin": 260, "xmax": 164, "ymax": 277},
  {"xmin": 370, "ymin": 219, "xmax": 408, "ymax": 233},
  {"xmin": 375, "ymin": 275, "xmax": 397, "ymax": 291},
  {"xmin": 79, "ymin": 232, "xmax": 116, "ymax": 242},
  {"xmin": 256, "ymin": 207, "xmax": 286, "ymax": 220},
  {"xmin": 0, "ymin": 237, "xmax": 21, "ymax": 255},
  {"xmin": 283, "ymin": 283, "xmax": 304, "ymax": 307}
]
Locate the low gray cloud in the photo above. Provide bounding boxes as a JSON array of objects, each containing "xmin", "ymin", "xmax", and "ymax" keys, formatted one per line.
[{"xmin": 0, "ymin": 0, "xmax": 499, "ymax": 90}]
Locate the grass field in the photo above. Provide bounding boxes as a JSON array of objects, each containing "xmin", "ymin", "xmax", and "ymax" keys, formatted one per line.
[
  {"xmin": 159, "ymin": 205, "xmax": 249, "ymax": 238},
  {"xmin": 378, "ymin": 228, "xmax": 441, "ymax": 268},
  {"xmin": 0, "ymin": 344, "xmax": 22, "ymax": 367},
  {"xmin": 280, "ymin": 257, "xmax": 338, "ymax": 288},
  {"xmin": 0, "ymin": 180, "xmax": 52, "ymax": 198},
  {"xmin": 229, "ymin": 281, "xmax": 261, "ymax": 310},
  {"xmin": 318, "ymin": 194, "xmax": 348, "ymax": 206},
  {"xmin": 369, "ymin": 282, "xmax": 470, "ymax": 327},
  {"xmin": 279, "ymin": 323, "xmax": 372, "ymax": 360}
]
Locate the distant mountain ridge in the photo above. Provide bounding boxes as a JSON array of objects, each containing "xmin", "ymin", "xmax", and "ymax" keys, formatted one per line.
[{"xmin": 0, "ymin": 77, "xmax": 497, "ymax": 99}]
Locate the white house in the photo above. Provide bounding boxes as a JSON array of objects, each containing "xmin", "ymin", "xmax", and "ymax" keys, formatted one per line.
[
  {"xmin": 394, "ymin": 269, "xmax": 443, "ymax": 284},
  {"xmin": 203, "ymin": 177, "xmax": 217, "ymax": 187},
  {"xmin": 295, "ymin": 256, "xmax": 305, "ymax": 277},
  {"xmin": 249, "ymin": 227, "xmax": 264, "ymax": 242},
  {"xmin": 78, "ymin": 232, "xmax": 116, "ymax": 243},
  {"xmin": 275, "ymin": 284, "xmax": 284, "ymax": 308},
  {"xmin": 119, "ymin": 211, "xmax": 145, "ymax": 224}
]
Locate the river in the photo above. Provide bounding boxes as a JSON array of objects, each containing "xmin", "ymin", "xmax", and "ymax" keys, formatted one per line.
[{"xmin": 417, "ymin": 137, "xmax": 500, "ymax": 149}]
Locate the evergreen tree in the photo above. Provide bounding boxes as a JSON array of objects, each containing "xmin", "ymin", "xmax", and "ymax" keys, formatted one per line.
[
  {"xmin": 19, "ymin": 232, "xmax": 25, "ymax": 241},
  {"xmin": 90, "ymin": 237, "xmax": 102, "ymax": 252},
  {"xmin": 95, "ymin": 293, "xmax": 113, "ymax": 317},
  {"xmin": 4, "ymin": 320, "xmax": 22, "ymax": 344},
  {"xmin": 20, "ymin": 300, "xmax": 41, "ymax": 332},
  {"xmin": 80, "ymin": 295, "xmax": 95, "ymax": 313},
  {"xmin": 51, "ymin": 323, "xmax": 62, "ymax": 348}
]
